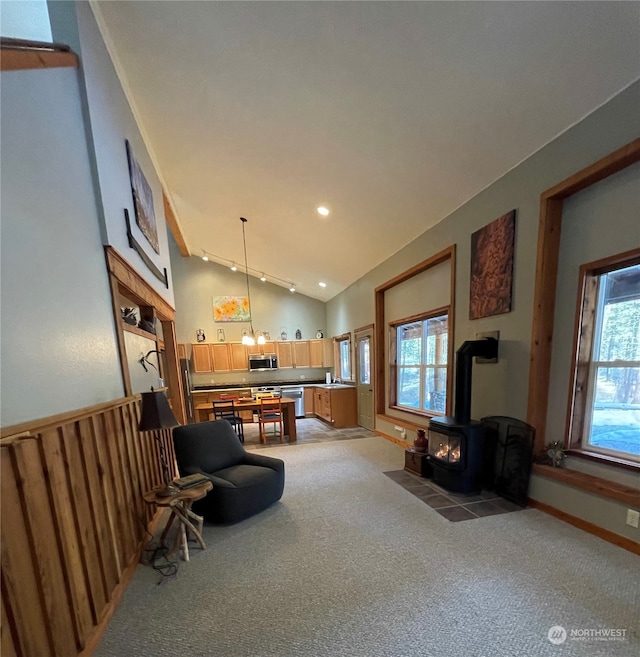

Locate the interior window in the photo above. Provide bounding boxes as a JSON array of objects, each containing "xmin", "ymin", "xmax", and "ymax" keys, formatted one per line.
[{"xmin": 569, "ymin": 254, "xmax": 640, "ymax": 462}]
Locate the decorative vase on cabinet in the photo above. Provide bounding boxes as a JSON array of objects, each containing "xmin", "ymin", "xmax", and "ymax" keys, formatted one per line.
[{"xmin": 414, "ymin": 429, "xmax": 427, "ymax": 453}]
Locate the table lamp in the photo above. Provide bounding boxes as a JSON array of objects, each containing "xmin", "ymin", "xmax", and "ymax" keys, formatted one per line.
[{"xmin": 138, "ymin": 389, "xmax": 180, "ymax": 496}]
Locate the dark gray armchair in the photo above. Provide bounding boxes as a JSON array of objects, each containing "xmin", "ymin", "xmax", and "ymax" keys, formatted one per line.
[{"xmin": 172, "ymin": 420, "xmax": 285, "ymax": 524}]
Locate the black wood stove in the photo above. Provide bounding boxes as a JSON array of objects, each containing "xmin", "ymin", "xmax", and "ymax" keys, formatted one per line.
[{"xmin": 428, "ymin": 338, "xmax": 498, "ymax": 494}]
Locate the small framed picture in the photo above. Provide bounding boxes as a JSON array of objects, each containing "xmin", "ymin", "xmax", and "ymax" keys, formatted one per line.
[{"xmin": 217, "ymin": 329, "xmax": 225, "ymax": 342}]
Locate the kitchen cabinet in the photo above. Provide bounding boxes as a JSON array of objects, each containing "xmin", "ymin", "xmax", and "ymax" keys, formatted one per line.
[
  {"xmin": 309, "ymin": 338, "xmax": 334, "ymax": 367},
  {"xmin": 192, "ymin": 343, "xmax": 228, "ymax": 373},
  {"xmin": 293, "ymin": 341, "xmax": 310, "ymax": 368},
  {"xmin": 312, "ymin": 386, "xmax": 357, "ymax": 428},
  {"xmin": 322, "ymin": 338, "xmax": 334, "ymax": 367},
  {"xmin": 192, "ymin": 343, "xmax": 212, "ymax": 373},
  {"xmin": 276, "ymin": 341, "xmax": 294, "ymax": 368},
  {"xmin": 277, "ymin": 340, "xmax": 313, "ymax": 368},
  {"xmin": 247, "ymin": 342, "xmax": 276, "ymax": 355},
  {"xmin": 303, "ymin": 387, "xmax": 315, "ymax": 417},
  {"xmin": 177, "ymin": 343, "xmax": 187, "ymax": 360},
  {"xmin": 211, "ymin": 343, "xmax": 231, "ymax": 372},
  {"xmin": 229, "ymin": 343, "xmax": 248, "ymax": 371}
]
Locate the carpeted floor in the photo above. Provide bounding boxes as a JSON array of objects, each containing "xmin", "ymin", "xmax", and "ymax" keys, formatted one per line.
[{"xmin": 95, "ymin": 435, "xmax": 639, "ymax": 657}]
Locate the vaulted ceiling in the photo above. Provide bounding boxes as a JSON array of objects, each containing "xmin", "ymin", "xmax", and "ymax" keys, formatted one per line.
[{"xmin": 93, "ymin": 1, "xmax": 640, "ymax": 301}]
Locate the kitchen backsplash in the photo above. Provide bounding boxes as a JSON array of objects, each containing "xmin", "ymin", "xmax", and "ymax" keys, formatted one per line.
[{"xmin": 190, "ymin": 366, "xmax": 333, "ymax": 389}]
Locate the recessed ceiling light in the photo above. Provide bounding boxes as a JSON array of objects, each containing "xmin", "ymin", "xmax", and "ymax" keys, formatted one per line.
[
  {"xmin": 202, "ymin": 255, "xmax": 209, "ymax": 261},
  {"xmin": 260, "ymin": 274, "xmax": 267, "ymax": 282},
  {"xmin": 319, "ymin": 281, "xmax": 327, "ymax": 288},
  {"xmin": 317, "ymin": 206, "xmax": 330, "ymax": 216},
  {"xmin": 230, "ymin": 263, "xmax": 237, "ymax": 271},
  {"xmin": 289, "ymin": 284, "xmax": 296, "ymax": 293}
]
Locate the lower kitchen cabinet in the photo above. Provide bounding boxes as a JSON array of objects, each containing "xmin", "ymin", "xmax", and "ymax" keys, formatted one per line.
[
  {"xmin": 312, "ymin": 387, "xmax": 357, "ymax": 428},
  {"xmin": 303, "ymin": 387, "xmax": 315, "ymax": 417}
]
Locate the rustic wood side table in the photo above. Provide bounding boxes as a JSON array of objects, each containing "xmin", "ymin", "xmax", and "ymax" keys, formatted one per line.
[{"xmin": 143, "ymin": 480, "xmax": 212, "ymax": 562}]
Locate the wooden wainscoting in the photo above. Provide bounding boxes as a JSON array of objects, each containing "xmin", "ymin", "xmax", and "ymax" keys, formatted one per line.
[{"xmin": 0, "ymin": 397, "xmax": 176, "ymax": 657}]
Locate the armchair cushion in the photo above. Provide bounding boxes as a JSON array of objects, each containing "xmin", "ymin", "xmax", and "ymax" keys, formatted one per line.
[{"xmin": 172, "ymin": 420, "xmax": 285, "ymax": 524}]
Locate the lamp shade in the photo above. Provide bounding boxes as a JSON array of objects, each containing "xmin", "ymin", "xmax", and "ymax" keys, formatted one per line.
[{"xmin": 138, "ymin": 390, "xmax": 180, "ymax": 431}]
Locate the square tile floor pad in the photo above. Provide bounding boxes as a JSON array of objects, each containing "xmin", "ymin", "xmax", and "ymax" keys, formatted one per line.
[{"xmin": 384, "ymin": 469, "xmax": 523, "ymax": 521}]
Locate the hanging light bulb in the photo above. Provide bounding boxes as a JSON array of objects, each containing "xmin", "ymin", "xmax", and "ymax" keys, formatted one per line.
[
  {"xmin": 240, "ymin": 217, "xmax": 256, "ymax": 346},
  {"xmin": 230, "ymin": 263, "xmax": 238, "ymax": 272}
]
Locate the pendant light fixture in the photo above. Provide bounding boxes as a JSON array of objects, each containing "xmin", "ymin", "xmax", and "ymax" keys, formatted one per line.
[{"xmin": 239, "ymin": 217, "xmax": 265, "ymax": 346}]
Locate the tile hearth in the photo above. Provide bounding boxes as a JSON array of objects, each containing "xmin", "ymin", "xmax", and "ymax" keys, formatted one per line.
[{"xmin": 384, "ymin": 469, "xmax": 524, "ymax": 522}]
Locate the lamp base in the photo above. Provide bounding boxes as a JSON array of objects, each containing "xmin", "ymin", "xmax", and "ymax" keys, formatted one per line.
[{"xmin": 155, "ymin": 484, "xmax": 179, "ymax": 497}]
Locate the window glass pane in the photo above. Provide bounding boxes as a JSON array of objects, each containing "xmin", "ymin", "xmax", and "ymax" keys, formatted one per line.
[
  {"xmin": 358, "ymin": 338, "xmax": 370, "ymax": 385},
  {"xmin": 587, "ymin": 366, "xmax": 640, "ymax": 456},
  {"xmin": 424, "ymin": 367, "xmax": 447, "ymax": 413},
  {"xmin": 340, "ymin": 340, "xmax": 351, "ymax": 379},
  {"xmin": 398, "ymin": 323, "xmax": 421, "ymax": 365},
  {"xmin": 597, "ymin": 295, "xmax": 640, "ymax": 362},
  {"xmin": 398, "ymin": 367, "xmax": 420, "ymax": 408},
  {"xmin": 424, "ymin": 315, "xmax": 448, "ymax": 365}
]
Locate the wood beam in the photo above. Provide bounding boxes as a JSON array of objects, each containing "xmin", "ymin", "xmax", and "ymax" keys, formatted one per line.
[{"xmin": 163, "ymin": 192, "xmax": 190, "ymax": 257}]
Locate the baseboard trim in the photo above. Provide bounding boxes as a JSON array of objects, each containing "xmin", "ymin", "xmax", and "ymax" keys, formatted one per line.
[
  {"xmin": 375, "ymin": 429, "xmax": 411, "ymax": 448},
  {"xmin": 528, "ymin": 499, "xmax": 640, "ymax": 555}
]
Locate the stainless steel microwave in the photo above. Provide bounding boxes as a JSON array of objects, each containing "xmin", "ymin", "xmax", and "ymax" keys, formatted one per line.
[{"xmin": 248, "ymin": 354, "xmax": 278, "ymax": 372}]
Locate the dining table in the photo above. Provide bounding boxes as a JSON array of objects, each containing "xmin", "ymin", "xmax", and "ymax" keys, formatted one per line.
[{"xmin": 194, "ymin": 397, "xmax": 297, "ymax": 442}]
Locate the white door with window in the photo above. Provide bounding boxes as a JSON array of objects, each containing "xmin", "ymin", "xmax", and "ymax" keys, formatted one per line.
[{"xmin": 355, "ymin": 327, "xmax": 374, "ymax": 430}]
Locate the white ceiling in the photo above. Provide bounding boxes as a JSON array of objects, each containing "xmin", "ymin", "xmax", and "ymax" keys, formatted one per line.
[{"xmin": 92, "ymin": 1, "xmax": 640, "ymax": 302}]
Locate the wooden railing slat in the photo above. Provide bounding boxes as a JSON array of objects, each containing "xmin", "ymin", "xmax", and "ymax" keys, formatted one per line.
[
  {"xmin": 40, "ymin": 428, "xmax": 93, "ymax": 649},
  {"xmin": 10, "ymin": 440, "xmax": 77, "ymax": 657}
]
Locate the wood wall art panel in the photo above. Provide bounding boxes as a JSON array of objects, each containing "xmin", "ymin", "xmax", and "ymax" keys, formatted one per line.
[{"xmin": 0, "ymin": 397, "xmax": 176, "ymax": 657}]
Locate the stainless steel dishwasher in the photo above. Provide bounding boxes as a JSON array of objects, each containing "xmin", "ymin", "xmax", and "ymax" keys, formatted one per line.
[{"xmin": 280, "ymin": 385, "xmax": 304, "ymax": 417}]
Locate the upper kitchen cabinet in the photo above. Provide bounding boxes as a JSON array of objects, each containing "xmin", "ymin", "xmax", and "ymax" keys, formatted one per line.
[
  {"xmin": 310, "ymin": 338, "xmax": 334, "ymax": 368},
  {"xmin": 276, "ymin": 340, "xmax": 311, "ymax": 368},
  {"xmin": 247, "ymin": 342, "xmax": 276, "ymax": 355},
  {"xmin": 192, "ymin": 343, "xmax": 212, "ymax": 372},
  {"xmin": 276, "ymin": 341, "xmax": 294, "ymax": 368},
  {"xmin": 211, "ymin": 343, "xmax": 231, "ymax": 372},
  {"xmin": 191, "ymin": 343, "xmax": 232, "ymax": 372},
  {"xmin": 293, "ymin": 341, "xmax": 310, "ymax": 368},
  {"xmin": 229, "ymin": 343, "xmax": 248, "ymax": 371},
  {"xmin": 177, "ymin": 343, "xmax": 188, "ymax": 360}
]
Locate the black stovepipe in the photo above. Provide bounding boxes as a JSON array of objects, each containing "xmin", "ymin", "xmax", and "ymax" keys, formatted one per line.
[{"xmin": 454, "ymin": 338, "xmax": 498, "ymax": 424}]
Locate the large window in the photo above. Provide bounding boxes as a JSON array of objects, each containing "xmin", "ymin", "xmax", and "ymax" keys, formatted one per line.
[
  {"xmin": 392, "ymin": 311, "xmax": 448, "ymax": 414},
  {"xmin": 569, "ymin": 253, "xmax": 640, "ymax": 462}
]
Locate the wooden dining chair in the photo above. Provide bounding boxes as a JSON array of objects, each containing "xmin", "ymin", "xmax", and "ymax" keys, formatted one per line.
[
  {"xmin": 211, "ymin": 399, "xmax": 245, "ymax": 443},
  {"xmin": 258, "ymin": 397, "xmax": 284, "ymax": 444}
]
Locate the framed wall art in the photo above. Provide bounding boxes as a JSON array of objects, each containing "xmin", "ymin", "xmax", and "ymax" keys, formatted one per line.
[
  {"xmin": 213, "ymin": 296, "xmax": 250, "ymax": 322},
  {"xmin": 469, "ymin": 210, "xmax": 516, "ymax": 320},
  {"xmin": 126, "ymin": 140, "xmax": 159, "ymax": 254}
]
